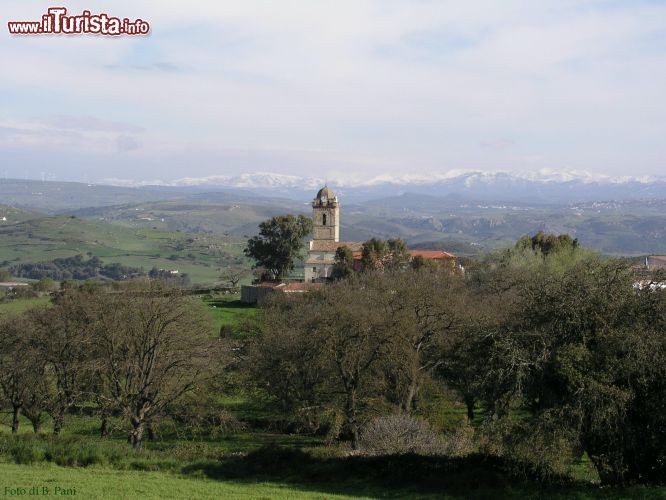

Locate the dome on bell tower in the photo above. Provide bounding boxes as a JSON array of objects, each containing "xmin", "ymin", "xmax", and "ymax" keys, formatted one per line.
[
  {"xmin": 313, "ymin": 186, "xmax": 338, "ymax": 207},
  {"xmin": 316, "ymin": 186, "xmax": 335, "ymax": 200}
]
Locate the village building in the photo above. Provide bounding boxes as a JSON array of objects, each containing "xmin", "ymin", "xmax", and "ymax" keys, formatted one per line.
[
  {"xmin": 646, "ymin": 256, "xmax": 666, "ymax": 270},
  {"xmin": 241, "ymin": 281, "xmax": 325, "ymax": 304},
  {"xmin": 241, "ymin": 186, "xmax": 457, "ymax": 302},
  {"xmin": 0, "ymin": 282, "xmax": 29, "ymax": 290},
  {"xmin": 304, "ymin": 186, "xmax": 455, "ymax": 282},
  {"xmin": 632, "ymin": 255, "xmax": 666, "ymax": 290}
]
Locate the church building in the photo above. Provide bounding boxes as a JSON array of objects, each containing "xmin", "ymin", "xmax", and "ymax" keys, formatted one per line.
[
  {"xmin": 304, "ymin": 186, "xmax": 456, "ymax": 282},
  {"xmin": 304, "ymin": 186, "xmax": 362, "ymax": 282}
]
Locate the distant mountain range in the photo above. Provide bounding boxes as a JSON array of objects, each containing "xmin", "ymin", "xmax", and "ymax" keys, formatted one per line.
[
  {"xmin": 2, "ymin": 173, "xmax": 666, "ymax": 256},
  {"xmin": 101, "ymin": 170, "xmax": 666, "ymax": 205}
]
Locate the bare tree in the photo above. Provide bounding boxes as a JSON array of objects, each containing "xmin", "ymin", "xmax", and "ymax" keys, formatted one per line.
[
  {"xmin": 247, "ymin": 296, "xmax": 328, "ymax": 432},
  {"xmin": 377, "ymin": 269, "xmax": 466, "ymax": 412},
  {"xmin": 252, "ymin": 276, "xmax": 394, "ymax": 449},
  {"xmin": 0, "ymin": 314, "xmax": 45, "ymax": 433},
  {"xmin": 219, "ymin": 267, "xmax": 244, "ymax": 289},
  {"xmin": 319, "ymin": 282, "xmax": 394, "ymax": 449},
  {"xmin": 91, "ymin": 280, "xmax": 221, "ymax": 448},
  {"xmin": 29, "ymin": 290, "xmax": 96, "ymax": 435}
]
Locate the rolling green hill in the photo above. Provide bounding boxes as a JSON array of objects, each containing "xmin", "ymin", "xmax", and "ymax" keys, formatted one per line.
[
  {"xmin": 0, "ymin": 179, "xmax": 183, "ymax": 213},
  {"xmin": 71, "ymin": 197, "xmax": 307, "ymax": 238},
  {"xmin": 343, "ymin": 200, "xmax": 666, "ymax": 255},
  {"xmin": 0, "ymin": 215, "xmax": 248, "ymax": 285},
  {"xmin": 4, "ymin": 179, "xmax": 666, "ymax": 257},
  {"xmin": 0, "ymin": 204, "xmax": 39, "ymax": 224},
  {"xmin": 69, "ymin": 198, "xmax": 666, "ymax": 256}
]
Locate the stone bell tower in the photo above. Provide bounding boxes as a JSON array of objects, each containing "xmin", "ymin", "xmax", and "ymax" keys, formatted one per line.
[{"xmin": 312, "ymin": 186, "xmax": 339, "ymax": 242}]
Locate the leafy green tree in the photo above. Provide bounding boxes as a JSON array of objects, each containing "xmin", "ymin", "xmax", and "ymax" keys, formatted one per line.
[
  {"xmin": 385, "ymin": 239, "xmax": 411, "ymax": 269},
  {"xmin": 411, "ymin": 255, "xmax": 441, "ymax": 271},
  {"xmin": 360, "ymin": 238, "xmax": 410, "ymax": 272},
  {"xmin": 361, "ymin": 238, "xmax": 387, "ymax": 271},
  {"xmin": 474, "ymin": 253, "xmax": 666, "ymax": 484},
  {"xmin": 331, "ymin": 245, "xmax": 354, "ymax": 281},
  {"xmin": 244, "ymin": 215, "xmax": 312, "ymax": 280},
  {"xmin": 250, "ymin": 276, "xmax": 395, "ymax": 449},
  {"xmin": 515, "ymin": 231, "xmax": 578, "ymax": 256},
  {"xmin": 32, "ymin": 277, "xmax": 56, "ymax": 293}
]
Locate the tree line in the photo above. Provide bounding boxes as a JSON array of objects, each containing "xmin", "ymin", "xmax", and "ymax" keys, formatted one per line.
[
  {"xmin": 9, "ymin": 254, "xmax": 144, "ymax": 281},
  {"xmin": 2, "ymin": 232, "xmax": 665, "ymax": 485},
  {"xmin": 242, "ymin": 213, "xmax": 451, "ymax": 281},
  {"xmin": 0, "ymin": 280, "xmax": 225, "ymax": 448},
  {"xmin": 246, "ymin": 239, "xmax": 666, "ymax": 485}
]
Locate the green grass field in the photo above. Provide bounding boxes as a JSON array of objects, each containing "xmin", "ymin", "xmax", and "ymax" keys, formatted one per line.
[
  {"xmin": 0, "ymin": 216, "xmax": 249, "ymax": 285},
  {"xmin": 5, "ymin": 461, "xmax": 656, "ymax": 500},
  {"xmin": 0, "ymin": 292, "xmax": 254, "ymax": 333},
  {"xmin": 0, "ymin": 294, "xmax": 256, "ymax": 339},
  {"xmin": 0, "ymin": 398, "xmax": 664, "ymax": 499},
  {"xmin": 203, "ymin": 293, "xmax": 257, "ymax": 335},
  {"xmin": 0, "ymin": 462, "xmax": 361, "ymax": 500},
  {"xmin": 1, "ymin": 449, "xmax": 663, "ymax": 499},
  {"xmin": 0, "ymin": 296, "xmax": 50, "ymax": 316}
]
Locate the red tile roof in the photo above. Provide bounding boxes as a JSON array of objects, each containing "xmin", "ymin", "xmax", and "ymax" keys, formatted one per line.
[{"xmin": 409, "ymin": 250, "xmax": 455, "ymax": 260}]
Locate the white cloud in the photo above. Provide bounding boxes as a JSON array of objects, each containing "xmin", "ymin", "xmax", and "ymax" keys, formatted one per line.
[{"xmin": 1, "ymin": 0, "xmax": 665, "ymax": 182}]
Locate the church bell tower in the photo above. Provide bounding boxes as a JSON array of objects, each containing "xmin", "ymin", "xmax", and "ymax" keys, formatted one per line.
[{"xmin": 312, "ymin": 186, "xmax": 339, "ymax": 242}]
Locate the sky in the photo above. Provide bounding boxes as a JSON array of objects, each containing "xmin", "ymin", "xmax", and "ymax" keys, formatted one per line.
[{"xmin": 1, "ymin": 0, "xmax": 665, "ymax": 184}]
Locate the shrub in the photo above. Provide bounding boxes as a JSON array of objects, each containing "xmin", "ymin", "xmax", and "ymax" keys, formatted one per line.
[
  {"xmin": 0, "ymin": 435, "xmax": 131, "ymax": 468},
  {"xmin": 441, "ymin": 422, "xmax": 476, "ymax": 457},
  {"xmin": 7, "ymin": 438, "xmax": 45, "ymax": 464},
  {"xmin": 358, "ymin": 414, "xmax": 445, "ymax": 456},
  {"xmin": 479, "ymin": 415, "xmax": 582, "ymax": 479}
]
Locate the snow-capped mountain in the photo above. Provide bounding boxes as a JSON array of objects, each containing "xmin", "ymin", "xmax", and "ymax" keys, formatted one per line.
[
  {"xmin": 170, "ymin": 172, "xmax": 324, "ymax": 190},
  {"xmin": 106, "ymin": 170, "xmax": 666, "ymax": 205}
]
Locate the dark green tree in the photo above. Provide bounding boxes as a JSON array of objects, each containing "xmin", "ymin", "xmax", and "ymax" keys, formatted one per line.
[
  {"xmin": 360, "ymin": 238, "xmax": 409, "ymax": 272},
  {"xmin": 475, "ymin": 254, "xmax": 666, "ymax": 484},
  {"xmin": 244, "ymin": 215, "xmax": 312, "ymax": 280},
  {"xmin": 516, "ymin": 231, "xmax": 578, "ymax": 256},
  {"xmin": 331, "ymin": 245, "xmax": 354, "ymax": 281},
  {"xmin": 0, "ymin": 268, "xmax": 11, "ymax": 281},
  {"xmin": 361, "ymin": 238, "xmax": 387, "ymax": 271},
  {"xmin": 250, "ymin": 276, "xmax": 395, "ymax": 449}
]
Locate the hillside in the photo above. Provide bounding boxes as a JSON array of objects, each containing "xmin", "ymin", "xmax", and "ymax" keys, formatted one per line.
[
  {"xmin": 0, "ymin": 215, "xmax": 248, "ymax": 285},
  {"xmin": 70, "ymin": 193, "xmax": 307, "ymax": 238},
  {"xmin": 3, "ymin": 178, "xmax": 666, "ymax": 256},
  {"xmin": 0, "ymin": 179, "xmax": 183, "ymax": 213},
  {"xmin": 66, "ymin": 196, "xmax": 666, "ymax": 256},
  {"xmin": 0, "ymin": 203, "xmax": 39, "ymax": 224},
  {"xmin": 342, "ymin": 194, "xmax": 666, "ymax": 255}
]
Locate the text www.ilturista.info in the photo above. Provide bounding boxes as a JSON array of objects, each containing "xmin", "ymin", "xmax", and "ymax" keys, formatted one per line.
[{"xmin": 8, "ymin": 7, "xmax": 150, "ymax": 36}]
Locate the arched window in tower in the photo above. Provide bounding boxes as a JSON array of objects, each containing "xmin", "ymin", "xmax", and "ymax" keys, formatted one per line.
[{"xmin": 322, "ymin": 214, "xmax": 327, "ymax": 226}]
